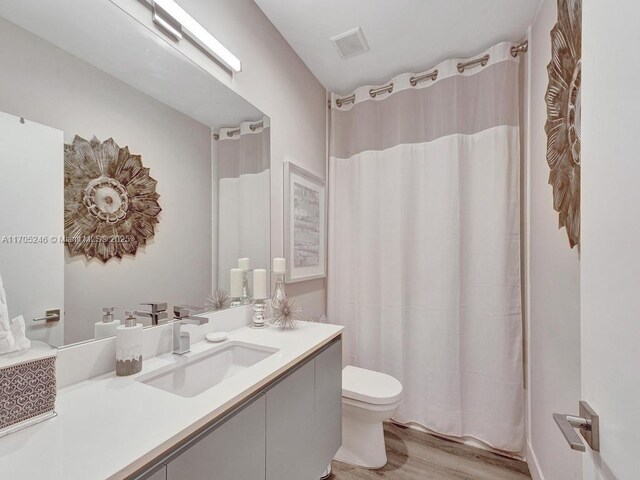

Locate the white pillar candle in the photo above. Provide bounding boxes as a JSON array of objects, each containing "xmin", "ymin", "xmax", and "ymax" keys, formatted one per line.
[
  {"xmin": 273, "ymin": 257, "xmax": 286, "ymax": 274},
  {"xmin": 253, "ymin": 269, "xmax": 267, "ymax": 300},
  {"xmin": 238, "ymin": 257, "xmax": 251, "ymax": 270},
  {"xmin": 230, "ymin": 268, "xmax": 243, "ymax": 297}
]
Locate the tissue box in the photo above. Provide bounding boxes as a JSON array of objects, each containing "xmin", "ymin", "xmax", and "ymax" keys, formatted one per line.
[{"xmin": 0, "ymin": 341, "xmax": 57, "ymax": 436}]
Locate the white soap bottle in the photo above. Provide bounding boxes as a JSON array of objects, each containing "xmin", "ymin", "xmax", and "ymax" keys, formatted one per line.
[
  {"xmin": 94, "ymin": 306, "xmax": 121, "ymax": 340},
  {"xmin": 115, "ymin": 311, "xmax": 143, "ymax": 376}
]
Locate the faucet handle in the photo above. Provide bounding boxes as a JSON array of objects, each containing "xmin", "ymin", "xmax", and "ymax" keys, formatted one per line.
[
  {"xmin": 173, "ymin": 305, "xmax": 201, "ymax": 319},
  {"xmin": 102, "ymin": 306, "xmax": 116, "ymax": 323},
  {"xmin": 140, "ymin": 302, "xmax": 168, "ymax": 313}
]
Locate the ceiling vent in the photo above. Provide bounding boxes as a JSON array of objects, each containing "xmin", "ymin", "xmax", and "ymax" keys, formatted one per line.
[{"xmin": 331, "ymin": 27, "xmax": 369, "ymax": 59}]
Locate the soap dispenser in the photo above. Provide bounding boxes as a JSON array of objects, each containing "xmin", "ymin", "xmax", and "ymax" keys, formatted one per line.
[
  {"xmin": 94, "ymin": 306, "xmax": 121, "ymax": 340},
  {"xmin": 115, "ymin": 311, "xmax": 143, "ymax": 376}
]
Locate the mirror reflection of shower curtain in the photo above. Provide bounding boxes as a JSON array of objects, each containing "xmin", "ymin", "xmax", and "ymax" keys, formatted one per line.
[
  {"xmin": 328, "ymin": 43, "xmax": 523, "ymax": 453},
  {"xmin": 216, "ymin": 118, "xmax": 270, "ymax": 293}
]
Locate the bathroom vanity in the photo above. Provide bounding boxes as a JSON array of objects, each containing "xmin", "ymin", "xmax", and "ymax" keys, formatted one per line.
[
  {"xmin": 141, "ymin": 335, "xmax": 341, "ymax": 480},
  {"xmin": 0, "ymin": 321, "xmax": 343, "ymax": 479}
]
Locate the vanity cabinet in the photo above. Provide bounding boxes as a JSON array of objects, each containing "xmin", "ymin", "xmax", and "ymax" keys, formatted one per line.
[
  {"xmin": 138, "ymin": 336, "xmax": 342, "ymax": 480},
  {"xmin": 265, "ymin": 338, "xmax": 342, "ymax": 480},
  {"xmin": 165, "ymin": 395, "xmax": 266, "ymax": 480},
  {"xmin": 265, "ymin": 360, "xmax": 316, "ymax": 480},
  {"xmin": 312, "ymin": 339, "xmax": 343, "ymax": 475},
  {"xmin": 139, "ymin": 464, "xmax": 167, "ymax": 480}
]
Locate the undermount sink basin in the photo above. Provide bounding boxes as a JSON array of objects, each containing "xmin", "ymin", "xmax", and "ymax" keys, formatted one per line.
[{"xmin": 137, "ymin": 341, "xmax": 279, "ymax": 398}]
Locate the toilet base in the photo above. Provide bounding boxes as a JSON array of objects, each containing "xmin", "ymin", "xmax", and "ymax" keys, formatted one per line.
[{"xmin": 333, "ymin": 411, "xmax": 388, "ymax": 469}]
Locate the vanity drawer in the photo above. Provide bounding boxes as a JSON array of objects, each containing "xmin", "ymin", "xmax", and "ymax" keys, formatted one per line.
[
  {"xmin": 266, "ymin": 359, "xmax": 316, "ymax": 480},
  {"xmin": 265, "ymin": 337, "xmax": 342, "ymax": 480},
  {"xmin": 313, "ymin": 338, "xmax": 343, "ymax": 473},
  {"xmin": 137, "ymin": 463, "xmax": 166, "ymax": 480},
  {"xmin": 164, "ymin": 395, "xmax": 266, "ymax": 480}
]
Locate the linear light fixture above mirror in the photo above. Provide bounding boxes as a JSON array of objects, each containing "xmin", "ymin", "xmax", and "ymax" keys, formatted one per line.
[
  {"xmin": 152, "ymin": 4, "xmax": 183, "ymax": 41},
  {"xmin": 151, "ymin": 0, "xmax": 242, "ymax": 72}
]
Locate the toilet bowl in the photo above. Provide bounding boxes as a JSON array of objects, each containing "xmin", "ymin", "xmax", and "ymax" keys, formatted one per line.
[{"xmin": 333, "ymin": 366, "xmax": 403, "ymax": 469}]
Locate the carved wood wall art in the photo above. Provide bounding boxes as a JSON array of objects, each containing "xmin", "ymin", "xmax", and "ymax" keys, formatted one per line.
[
  {"xmin": 545, "ymin": 0, "xmax": 582, "ymax": 248},
  {"xmin": 64, "ymin": 136, "xmax": 161, "ymax": 262}
]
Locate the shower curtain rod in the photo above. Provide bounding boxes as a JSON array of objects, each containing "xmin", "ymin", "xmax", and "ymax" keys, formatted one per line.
[
  {"xmin": 333, "ymin": 40, "xmax": 528, "ymax": 108},
  {"xmin": 510, "ymin": 40, "xmax": 529, "ymax": 57},
  {"xmin": 213, "ymin": 120, "xmax": 264, "ymax": 140}
]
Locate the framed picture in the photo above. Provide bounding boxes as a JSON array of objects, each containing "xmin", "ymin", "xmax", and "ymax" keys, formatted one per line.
[{"xmin": 284, "ymin": 162, "xmax": 326, "ymax": 283}]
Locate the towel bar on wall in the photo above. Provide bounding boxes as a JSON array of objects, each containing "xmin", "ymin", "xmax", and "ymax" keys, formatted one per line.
[{"xmin": 32, "ymin": 309, "xmax": 60, "ymax": 323}]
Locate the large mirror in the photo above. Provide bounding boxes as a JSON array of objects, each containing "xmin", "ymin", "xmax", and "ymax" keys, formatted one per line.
[{"xmin": 0, "ymin": 1, "xmax": 270, "ymax": 348}]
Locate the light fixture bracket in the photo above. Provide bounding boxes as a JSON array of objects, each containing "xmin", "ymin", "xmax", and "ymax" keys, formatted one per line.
[{"xmin": 152, "ymin": 4, "xmax": 183, "ymax": 41}]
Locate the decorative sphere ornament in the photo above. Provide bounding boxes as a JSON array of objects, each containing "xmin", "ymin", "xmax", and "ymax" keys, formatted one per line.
[
  {"xmin": 206, "ymin": 289, "xmax": 231, "ymax": 311},
  {"xmin": 271, "ymin": 296, "xmax": 301, "ymax": 329}
]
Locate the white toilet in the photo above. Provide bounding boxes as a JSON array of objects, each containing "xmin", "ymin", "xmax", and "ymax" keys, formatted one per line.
[{"xmin": 334, "ymin": 366, "xmax": 403, "ymax": 469}]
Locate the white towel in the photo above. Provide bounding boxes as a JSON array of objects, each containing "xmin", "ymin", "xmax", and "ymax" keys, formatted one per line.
[
  {"xmin": 0, "ymin": 273, "xmax": 17, "ymax": 354},
  {"xmin": 0, "ymin": 331, "xmax": 16, "ymax": 353},
  {"xmin": 0, "ymin": 273, "xmax": 10, "ymax": 332},
  {"xmin": 10, "ymin": 315, "xmax": 30, "ymax": 351}
]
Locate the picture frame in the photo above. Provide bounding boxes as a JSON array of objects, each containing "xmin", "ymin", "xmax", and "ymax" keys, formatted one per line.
[{"xmin": 283, "ymin": 162, "xmax": 326, "ymax": 283}]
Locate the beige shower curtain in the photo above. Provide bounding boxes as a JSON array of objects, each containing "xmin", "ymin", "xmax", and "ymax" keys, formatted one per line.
[{"xmin": 327, "ymin": 42, "xmax": 524, "ymax": 452}]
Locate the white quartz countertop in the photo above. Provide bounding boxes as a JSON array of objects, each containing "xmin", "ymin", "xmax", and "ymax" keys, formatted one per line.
[{"xmin": 0, "ymin": 321, "xmax": 343, "ymax": 480}]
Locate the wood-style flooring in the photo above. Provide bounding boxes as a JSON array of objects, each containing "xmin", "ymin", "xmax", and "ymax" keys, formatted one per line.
[{"xmin": 331, "ymin": 423, "xmax": 531, "ymax": 480}]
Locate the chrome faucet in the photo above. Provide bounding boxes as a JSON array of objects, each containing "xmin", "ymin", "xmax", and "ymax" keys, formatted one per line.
[
  {"xmin": 135, "ymin": 302, "xmax": 169, "ymax": 325},
  {"xmin": 172, "ymin": 305, "xmax": 209, "ymax": 355}
]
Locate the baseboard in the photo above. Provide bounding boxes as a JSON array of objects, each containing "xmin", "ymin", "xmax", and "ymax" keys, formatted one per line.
[{"xmin": 526, "ymin": 441, "xmax": 545, "ymax": 480}]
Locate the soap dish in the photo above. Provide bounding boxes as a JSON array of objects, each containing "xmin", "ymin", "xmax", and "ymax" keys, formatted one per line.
[{"xmin": 206, "ymin": 332, "xmax": 228, "ymax": 343}]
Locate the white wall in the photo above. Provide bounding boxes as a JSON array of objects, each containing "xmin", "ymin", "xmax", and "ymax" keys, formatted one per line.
[
  {"xmin": 525, "ymin": 1, "xmax": 582, "ymax": 478},
  {"xmin": 0, "ymin": 18, "xmax": 213, "ymax": 344},
  {"xmin": 174, "ymin": 0, "xmax": 329, "ymax": 320}
]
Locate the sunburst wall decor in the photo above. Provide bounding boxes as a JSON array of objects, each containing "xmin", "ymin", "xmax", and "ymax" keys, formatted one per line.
[
  {"xmin": 64, "ymin": 135, "xmax": 161, "ymax": 262},
  {"xmin": 545, "ymin": 0, "xmax": 582, "ymax": 248}
]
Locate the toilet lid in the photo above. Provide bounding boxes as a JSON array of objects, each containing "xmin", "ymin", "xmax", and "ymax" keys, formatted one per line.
[{"xmin": 342, "ymin": 366, "xmax": 403, "ymax": 405}]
